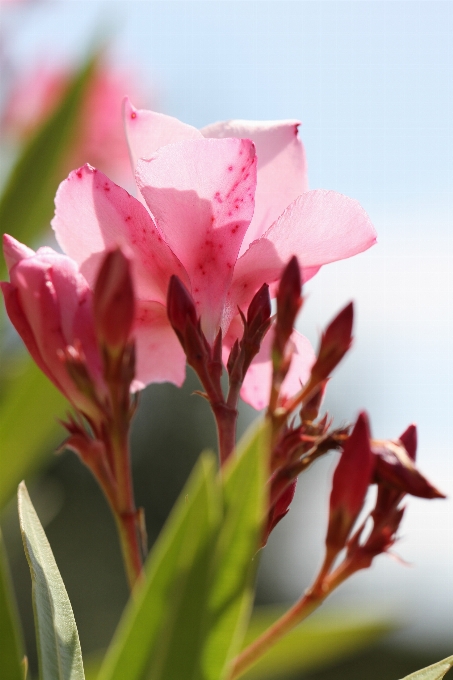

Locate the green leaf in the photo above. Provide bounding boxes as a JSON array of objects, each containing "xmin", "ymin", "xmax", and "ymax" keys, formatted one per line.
[
  {"xmin": 204, "ymin": 421, "xmax": 269, "ymax": 676},
  {"xmin": 240, "ymin": 606, "xmax": 393, "ymax": 679},
  {"xmin": 0, "ymin": 359, "xmax": 66, "ymax": 509},
  {"xmin": 18, "ymin": 481, "xmax": 85, "ymax": 680},
  {"xmin": 400, "ymin": 656, "xmax": 453, "ymax": 680},
  {"xmin": 98, "ymin": 421, "xmax": 269, "ymax": 680},
  {"xmin": 0, "ymin": 50, "xmax": 99, "ymax": 266},
  {"xmin": 0, "ymin": 529, "xmax": 24, "ymax": 680}
]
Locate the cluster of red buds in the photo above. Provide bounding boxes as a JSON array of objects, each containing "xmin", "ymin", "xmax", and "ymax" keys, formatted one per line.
[
  {"xmin": 263, "ymin": 256, "xmax": 445, "ymax": 566},
  {"xmin": 167, "ymin": 274, "xmax": 271, "ymax": 465}
]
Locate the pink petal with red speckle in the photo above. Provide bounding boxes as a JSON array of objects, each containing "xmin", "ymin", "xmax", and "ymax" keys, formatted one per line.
[
  {"xmin": 133, "ymin": 300, "xmax": 186, "ymax": 389},
  {"xmin": 238, "ymin": 329, "xmax": 315, "ymax": 410},
  {"xmin": 202, "ymin": 119, "xmax": 308, "ymax": 255},
  {"xmin": 136, "ymin": 138, "xmax": 257, "ymax": 342},
  {"xmin": 123, "ymin": 98, "xmax": 202, "ymax": 172},
  {"xmin": 52, "ymin": 164, "xmax": 188, "ymax": 305},
  {"xmin": 227, "ymin": 189, "xmax": 376, "ymax": 323}
]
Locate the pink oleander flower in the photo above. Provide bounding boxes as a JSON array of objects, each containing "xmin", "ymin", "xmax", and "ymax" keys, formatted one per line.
[
  {"xmin": 1, "ymin": 235, "xmax": 106, "ymax": 421},
  {"xmin": 1, "ymin": 64, "xmax": 149, "ymax": 187},
  {"xmin": 51, "ymin": 101, "xmax": 377, "ymax": 409}
]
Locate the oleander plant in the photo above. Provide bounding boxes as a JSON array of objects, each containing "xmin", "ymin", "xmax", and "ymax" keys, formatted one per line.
[{"xmin": 0, "ymin": 53, "xmax": 451, "ymax": 680}]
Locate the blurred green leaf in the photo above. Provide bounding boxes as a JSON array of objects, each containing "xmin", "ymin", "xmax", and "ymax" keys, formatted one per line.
[
  {"xmin": 0, "ymin": 360, "xmax": 66, "ymax": 509},
  {"xmin": 0, "ymin": 51, "xmax": 99, "ymax": 267},
  {"xmin": 240, "ymin": 606, "xmax": 393, "ymax": 679},
  {"xmin": 0, "ymin": 529, "xmax": 24, "ymax": 680},
  {"xmin": 401, "ymin": 656, "xmax": 453, "ymax": 680},
  {"xmin": 98, "ymin": 421, "xmax": 269, "ymax": 680},
  {"xmin": 18, "ymin": 481, "xmax": 85, "ymax": 680}
]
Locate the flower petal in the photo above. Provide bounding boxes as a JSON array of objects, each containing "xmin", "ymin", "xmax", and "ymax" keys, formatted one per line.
[
  {"xmin": 52, "ymin": 164, "xmax": 187, "ymax": 305},
  {"xmin": 228, "ymin": 189, "xmax": 376, "ymax": 318},
  {"xmin": 3, "ymin": 234, "xmax": 35, "ymax": 270},
  {"xmin": 123, "ymin": 98, "xmax": 202, "ymax": 172},
  {"xmin": 202, "ymin": 119, "xmax": 308, "ymax": 254},
  {"xmin": 133, "ymin": 300, "xmax": 186, "ymax": 389},
  {"xmin": 136, "ymin": 138, "xmax": 257, "ymax": 342},
  {"xmin": 238, "ymin": 328, "xmax": 315, "ymax": 410},
  {"xmin": 5, "ymin": 251, "xmax": 102, "ymax": 411}
]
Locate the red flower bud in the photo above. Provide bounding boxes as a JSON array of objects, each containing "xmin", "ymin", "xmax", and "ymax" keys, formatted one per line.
[
  {"xmin": 94, "ymin": 248, "xmax": 135, "ymax": 354},
  {"xmin": 326, "ymin": 412, "xmax": 374, "ymax": 553},
  {"xmin": 372, "ymin": 438, "xmax": 445, "ymax": 500},
  {"xmin": 399, "ymin": 423, "xmax": 417, "ymax": 462},
  {"xmin": 274, "ymin": 256, "xmax": 303, "ymax": 358},
  {"xmin": 167, "ymin": 275, "xmax": 198, "ymax": 349},
  {"xmin": 310, "ymin": 302, "xmax": 353, "ymax": 386},
  {"xmin": 263, "ymin": 479, "xmax": 297, "ymax": 547},
  {"xmin": 247, "ymin": 283, "xmax": 271, "ymax": 336}
]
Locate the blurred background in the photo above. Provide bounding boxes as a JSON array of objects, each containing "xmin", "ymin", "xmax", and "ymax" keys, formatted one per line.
[{"xmin": 0, "ymin": 1, "xmax": 452, "ymax": 678}]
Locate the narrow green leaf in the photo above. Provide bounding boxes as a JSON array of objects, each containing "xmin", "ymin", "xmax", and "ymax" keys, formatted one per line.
[
  {"xmin": 0, "ymin": 359, "xmax": 66, "ymax": 509},
  {"xmin": 240, "ymin": 606, "xmax": 393, "ymax": 679},
  {"xmin": 97, "ymin": 452, "xmax": 220, "ymax": 680},
  {"xmin": 400, "ymin": 656, "xmax": 453, "ymax": 680},
  {"xmin": 0, "ymin": 529, "xmax": 24, "ymax": 680},
  {"xmin": 98, "ymin": 420, "xmax": 269, "ymax": 680},
  {"xmin": 202, "ymin": 420, "xmax": 269, "ymax": 679},
  {"xmin": 18, "ymin": 482, "xmax": 85, "ymax": 680},
  {"xmin": 0, "ymin": 50, "xmax": 99, "ymax": 265}
]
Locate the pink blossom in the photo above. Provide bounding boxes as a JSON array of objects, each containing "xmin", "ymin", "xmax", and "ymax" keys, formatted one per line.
[
  {"xmin": 1, "ymin": 64, "xmax": 149, "ymax": 187},
  {"xmin": 1, "ymin": 234, "xmax": 107, "ymax": 421},
  {"xmin": 51, "ymin": 102, "xmax": 377, "ymax": 409}
]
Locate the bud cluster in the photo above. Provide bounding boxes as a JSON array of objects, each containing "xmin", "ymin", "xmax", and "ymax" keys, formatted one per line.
[
  {"xmin": 167, "ymin": 274, "xmax": 272, "ymax": 464},
  {"xmin": 262, "ymin": 256, "xmax": 444, "ymax": 557}
]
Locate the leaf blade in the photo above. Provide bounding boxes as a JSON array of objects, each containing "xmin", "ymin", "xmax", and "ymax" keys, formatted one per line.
[
  {"xmin": 401, "ymin": 656, "xmax": 453, "ymax": 680},
  {"xmin": 0, "ymin": 359, "xmax": 66, "ymax": 509},
  {"xmin": 0, "ymin": 51, "xmax": 99, "ymax": 264},
  {"xmin": 99, "ymin": 420, "xmax": 269, "ymax": 680},
  {"xmin": 97, "ymin": 451, "xmax": 220, "ymax": 680},
  {"xmin": 241, "ymin": 606, "xmax": 393, "ymax": 679},
  {"xmin": 0, "ymin": 529, "xmax": 24, "ymax": 680},
  {"xmin": 18, "ymin": 481, "xmax": 85, "ymax": 680}
]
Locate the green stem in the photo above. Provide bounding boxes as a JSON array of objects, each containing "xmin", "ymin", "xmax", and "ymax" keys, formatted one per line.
[
  {"xmin": 229, "ymin": 555, "xmax": 355, "ymax": 680},
  {"xmin": 109, "ymin": 387, "xmax": 144, "ymax": 590}
]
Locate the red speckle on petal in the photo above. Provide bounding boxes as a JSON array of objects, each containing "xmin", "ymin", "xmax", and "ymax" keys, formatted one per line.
[
  {"xmin": 76, "ymin": 171, "xmax": 82, "ymax": 179},
  {"xmin": 125, "ymin": 215, "xmax": 132, "ymax": 222},
  {"xmin": 131, "ymin": 112, "xmax": 137, "ymax": 119},
  {"xmin": 228, "ymin": 165, "xmax": 233, "ymax": 171},
  {"xmin": 214, "ymin": 192, "xmax": 223, "ymax": 204}
]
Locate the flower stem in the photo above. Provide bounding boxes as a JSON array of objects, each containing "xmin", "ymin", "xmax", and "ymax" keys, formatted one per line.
[
  {"xmin": 229, "ymin": 555, "xmax": 355, "ymax": 680},
  {"xmin": 212, "ymin": 401, "xmax": 239, "ymax": 466},
  {"xmin": 108, "ymin": 385, "xmax": 144, "ymax": 590}
]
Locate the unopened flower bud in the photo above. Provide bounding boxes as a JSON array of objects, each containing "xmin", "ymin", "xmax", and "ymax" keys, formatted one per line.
[
  {"xmin": 247, "ymin": 283, "xmax": 271, "ymax": 337},
  {"xmin": 372, "ymin": 438, "xmax": 445, "ymax": 500},
  {"xmin": 300, "ymin": 381, "xmax": 327, "ymax": 422},
  {"xmin": 274, "ymin": 256, "xmax": 303, "ymax": 359},
  {"xmin": 310, "ymin": 302, "xmax": 353, "ymax": 386},
  {"xmin": 326, "ymin": 412, "xmax": 374, "ymax": 553},
  {"xmin": 94, "ymin": 248, "xmax": 135, "ymax": 354},
  {"xmin": 263, "ymin": 479, "xmax": 297, "ymax": 547},
  {"xmin": 167, "ymin": 275, "xmax": 198, "ymax": 349},
  {"xmin": 399, "ymin": 423, "xmax": 417, "ymax": 461}
]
